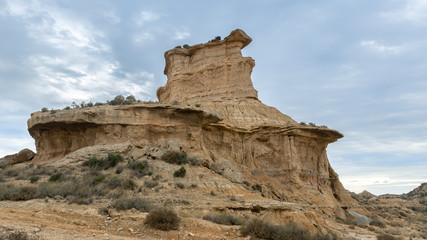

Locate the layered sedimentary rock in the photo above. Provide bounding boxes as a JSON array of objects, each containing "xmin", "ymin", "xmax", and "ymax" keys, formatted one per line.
[
  {"xmin": 28, "ymin": 104, "xmax": 222, "ymax": 162},
  {"xmin": 28, "ymin": 29, "xmax": 356, "ymax": 210},
  {"xmin": 157, "ymin": 29, "xmax": 354, "ymax": 208}
]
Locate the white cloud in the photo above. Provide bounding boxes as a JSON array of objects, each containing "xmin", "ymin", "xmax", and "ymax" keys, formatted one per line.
[
  {"xmin": 174, "ymin": 30, "xmax": 190, "ymax": 40},
  {"xmin": 334, "ymin": 164, "xmax": 427, "ymax": 195},
  {"xmin": 382, "ymin": 0, "xmax": 427, "ymax": 24},
  {"xmin": 134, "ymin": 10, "xmax": 159, "ymax": 25},
  {"xmin": 331, "ymin": 132, "xmax": 427, "ymax": 155},
  {"xmin": 360, "ymin": 40, "xmax": 402, "ymax": 55},
  {"xmin": 133, "ymin": 32, "xmax": 155, "ymax": 44},
  {"xmin": 103, "ymin": 10, "xmax": 121, "ymax": 24}
]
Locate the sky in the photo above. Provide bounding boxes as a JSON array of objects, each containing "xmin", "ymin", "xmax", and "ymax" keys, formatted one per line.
[{"xmin": 0, "ymin": 0, "xmax": 426, "ymax": 195}]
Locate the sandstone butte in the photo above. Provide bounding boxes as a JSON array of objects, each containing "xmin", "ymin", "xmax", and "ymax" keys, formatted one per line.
[{"xmin": 27, "ymin": 29, "xmax": 362, "ymax": 228}]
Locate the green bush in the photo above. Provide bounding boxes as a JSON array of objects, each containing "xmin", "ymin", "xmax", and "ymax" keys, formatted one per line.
[
  {"xmin": 83, "ymin": 153, "xmax": 123, "ymax": 170},
  {"xmin": 145, "ymin": 207, "xmax": 180, "ymax": 231},
  {"xmin": 161, "ymin": 151, "xmax": 188, "ymax": 165},
  {"xmin": 252, "ymin": 184, "xmax": 262, "ymax": 192},
  {"xmin": 202, "ymin": 213, "xmax": 244, "ymax": 226},
  {"xmin": 30, "ymin": 176, "xmax": 40, "ymax": 183},
  {"xmin": 48, "ymin": 173, "xmax": 63, "ymax": 182},
  {"xmin": 128, "ymin": 160, "xmax": 151, "ymax": 178},
  {"xmin": 112, "ymin": 196, "xmax": 152, "ymax": 211},
  {"xmin": 174, "ymin": 167, "xmax": 186, "ymax": 178}
]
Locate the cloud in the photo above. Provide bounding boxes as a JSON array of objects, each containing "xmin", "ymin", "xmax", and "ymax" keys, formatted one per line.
[
  {"xmin": 133, "ymin": 32, "xmax": 155, "ymax": 45},
  {"xmin": 134, "ymin": 10, "xmax": 159, "ymax": 25},
  {"xmin": 360, "ymin": 40, "xmax": 402, "ymax": 55},
  {"xmin": 381, "ymin": 0, "xmax": 427, "ymax": 24},
  {"xmin": 335, "ymin": 164, "xmax": 426, "ymax": 195},
  {"xmin": 174, "ymin": 30, "xmax": 190, "ymax": 40}
]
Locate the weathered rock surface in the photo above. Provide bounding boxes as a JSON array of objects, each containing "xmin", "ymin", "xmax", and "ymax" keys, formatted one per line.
[
  {"xmin": 28, "ymin": 104, "xmax": 222, "ymax": 162},
  {"xmin": 27, "ymin": 29, "xmax": 357, "ymax": 220},
  {"xmin": 0, "ymin": 148, "xmax": 35, "ymax": 167}
]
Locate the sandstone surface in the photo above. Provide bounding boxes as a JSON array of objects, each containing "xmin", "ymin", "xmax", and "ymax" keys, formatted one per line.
[
  {"xmin": 0, "ymin": 148, "xmax": 35, "ymax": 168},
  {"xmin": 25, "ymin": 29, "xmax": 361, "ymax": 231}
]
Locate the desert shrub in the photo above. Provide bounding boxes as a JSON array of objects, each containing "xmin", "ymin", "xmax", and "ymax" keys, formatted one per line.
[
  {"xmin": 173, "ymin": 167, "xmax": 186, "ymax": 178},
  {"xmin": 112, "ymin": 196, "xmax": 152, "ymax": 211},
  {"xmin": 41, "ymin": 107, "xmax": 48, "ymax": 112},
  {"xmin": 195, "ymin": 103, "xmax": 201, "ymax": 107},
  {"xmin": 370, "ymin": 218, "xmax": 386, "ymax": 228},
  {"xmin": 98, "ymin": 207, "xmax": 109, "ymax": 216},
  {"xmin": 3, "ymin": 231, "xmax": 37, "ymax": 240},
  {"xmin": 128, "ymin": 160, "xmax": 152, "ymax": 178},
  {"xmin": 9, "ymin": 186, "xmax": 36, "ymax": 201},
  {"xmin": 48, "ymin": 173, "xmax": 63, "ymax": 182},
  {"xmin": 145, "ymin": 207, "xmax": 180, "ymax": 231},
  {"xmin": 30, "ymin": 176, "xmax": 40, "ymax": 183},
  {"xmin": 105, "ymin": 176, "xmax": 123, "ymax": 189},
  {"xmin": 123, "ymin": 179, "xmax": 136, "ymax": 190},
  {"xmin": 106, "ymin": 153, "xmax": 123, "ymax": 167},
  {"xmin": 175, "ymin": 183, "xmax": 185, "ymax": 189},
  {"xmin": 252, "ymin": 184, "xmax": 262, "ymax": 192},
  {"xmin": 82, "ymin": 174, "xmax": 105, "ymax": 186},
  {"xmin": 377, "ymin": 233, "xmax": 399, "ymax": 240},
  {"xmin": 240, "ymin": 219, "xmax": 314, "ymax": 240},
  {"xmin": 144, "ymin": 180, "xmax": 158, "ymax": 189},
  {"xmin": 202, "ymin": 213, "xmax": 244, "ymax": 226},
  {"xmin": 0, "ymin": 185, "xmax": 36, "ymax": 201},
  {"xmin": 161, "ymin": 151, "xmax": 188, "ymax": 165},
  {"xmin": 4, "ymin": 168, "xmax": 20, "ymax": 177},
  {"xmin": 83, "ymin": 153, "xmax": 122, "ymax": 170},
  {"xmin": 115, "ymin": 165, "xmax": 124, "ymax": 174}
]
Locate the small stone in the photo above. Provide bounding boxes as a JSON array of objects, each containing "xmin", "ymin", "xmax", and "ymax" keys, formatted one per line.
[{"xmin": 34, "ymin": 228, "xmax": 40, "ymax": 233}]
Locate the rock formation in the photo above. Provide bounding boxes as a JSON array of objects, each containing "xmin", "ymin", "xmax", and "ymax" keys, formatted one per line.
[
  {"xmin": 0, "ymin": 148, "xmax": 35, "ymax": 168},
  {"xmin": 27, "ymin": 29, "xmax": 357, "ymax": 216},
  {"xmin": 157, "ymin": 29, "xmax": 355, "ymax": 209}
]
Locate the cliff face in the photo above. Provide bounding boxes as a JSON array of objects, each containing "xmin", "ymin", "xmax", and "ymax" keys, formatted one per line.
[
  {"xmin": 27, "ymin": 29, "xmax": 356, "ymax": 210},
  {"xmin": 28, "ymin": 104, "xmax": 222, "ymax": 162},
  {"xmin": 157, "ymin": 29, "xmax": 354, "ymax": 207}
]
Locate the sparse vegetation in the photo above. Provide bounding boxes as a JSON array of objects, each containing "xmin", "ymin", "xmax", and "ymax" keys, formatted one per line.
[
  {"xmin": 173, "ymin": 167, "xmax": 186, "ymax": 178},
  {"xmin": 2, "ymin": 231, "xmax": 38, "ymax": 240},
  {"xmin": 83, "ymin": 153, "xmax": 123, "ymax": 171},
  {"xmin": 144, "ymin": 180, "xmax": 158, "ymax": 189},
  {"xmin": 128, "ymin": 160, "xmax": 152, "ymax": 178},
  {"xmin": 160, "ymin": 150, "xmax": 199, "ymax": 165},
  {"xmin": 48, "ymin": 172, "xmax": 63, "ymax": 182},
  {"xmin": 241, "ymin": 218, "xmax": 337, "ymax": 240},
  {"xmin": 202, "ymin": 213, "xmax": 244, "ymax": 226},
  {"xmin": 41, "ymin": 107, "xmax": 48, "ymax": 112},
  {"xmin": 145, "ymin": 207, "xmax": 180, "ymax": 231},
  {"xmin": 377, "ymin": 233, "xmax": 400, "ymax": 240},
  {"xmin": 112, "ymin": 196, "xmax": 152, "ymax": 211},
  {"xmin": 252, "ymin": 183, "xmax": 262, "ymax": 192},
  {"xmin": 370, "ymin": 218, "xmax": 386, "ymax": 228}
]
